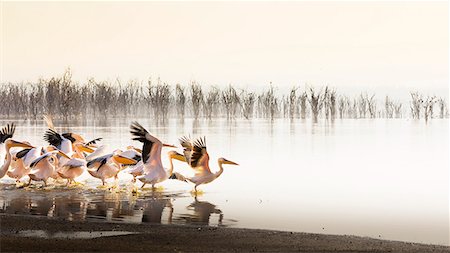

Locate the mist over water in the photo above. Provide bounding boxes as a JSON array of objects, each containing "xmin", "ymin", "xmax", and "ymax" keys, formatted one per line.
[{"xmin": 0, "ymin": 117, "xmax": 448, "ymax": 246}]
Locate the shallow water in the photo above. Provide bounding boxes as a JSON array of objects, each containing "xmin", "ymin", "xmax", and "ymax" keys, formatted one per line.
[
  {"xmin": 13, "ymin": 230, "xmax": 137, "ymax": 239},
  {"xmin": 0, "ymin": 118, "xmax": 448, "ymax": 246}
]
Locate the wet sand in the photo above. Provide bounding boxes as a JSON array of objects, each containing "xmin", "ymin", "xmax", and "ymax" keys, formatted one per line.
[{"xmin": 1, "ymin": 214, "xmax": 448, "ymax": 252}]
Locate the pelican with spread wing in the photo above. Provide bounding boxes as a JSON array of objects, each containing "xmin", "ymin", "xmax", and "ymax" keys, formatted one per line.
[
  {"xmin": 0, "ymin": 123, "xmax": 34, "ymax": 179},
  {"xmin": 87, "ymin": 151, "xmax": 138, "ymax": 185},
  {"xmin": 130, "ymin": 122, "xmax": 184, "ymax": 189},
  {"xmin": 170, "ymin": 136, "xmax": 238, "ymax": 192}
]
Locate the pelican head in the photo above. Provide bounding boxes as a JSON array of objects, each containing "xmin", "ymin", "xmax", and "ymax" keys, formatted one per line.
[
  {"xmin": 168, "ymin": 151, "xmax": 185, "ymax": 162},
  {"xmin": 163, "ymin": 143, "xmax": 177, "ymax": 148},
  {"xmin": 62, "ymin": 133, "xmax": 85, "ymax": 144},
  {"xmin": 218, "ymin": 158, "xmax": 239, "ymax": 166}
]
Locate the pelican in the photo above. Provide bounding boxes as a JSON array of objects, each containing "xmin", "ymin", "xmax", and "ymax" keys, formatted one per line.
[
  {"xmin": 129, "ymin": 122, "xmax": 184, "ymax": 189},
  {"xmin": 42, "ymin": 115, "xmax": 94, "ymax": 161},
  {"xmin": 120, "ymin": 146, "xmax": 143, "ymax": 182},
  {"xmin": 0, "ymin": 123, "xmax": 16, "ymax": 163},
  {"xmin": 27, "ymin": 150, "xmax": 70, "ymax": 186},
  {"xmin": 170, "ymin": 136, "xmax": 238, "ymax": 192},
  {"xmin": 7, "ymin": 146, "xmax": 41, "ymax": 181},
  {"xmin": 57, "ymin": 157, "xmax": 87, "ymax": 185},
  {"xmin": 87, "ymin": 151, "xmax": 137, "ymax": 185},
  {"xmin": 0, "ymin": 123, "xmax": 35, "ymax": 179}
]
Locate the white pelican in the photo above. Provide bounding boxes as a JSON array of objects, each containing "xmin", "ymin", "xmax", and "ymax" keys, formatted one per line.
[
  {"xmin": 170, "ymin": 136, "xmax": 238, "ymax": 192},
  {"xmin": 119, "ymin": 146, "xmax": 144, "ymax": 182},
  {"xmin": 129, "ymin": 122, "xmax": 183, "ymax": 189},
  {"xmin": 0, "ymin": 141, "xmax": 35, "ymax": 179},
  {"xmin": 7, "ymin": 146, "xmax": 42, "ymax": 181},
  {"xmin": 87, "ymin": 151, "xmax": 137, "ymax": 185},
  {"xmin": 27, "ymin": 150, "xmax": 70, "ymax": 186},
  {"xmin": 0, "ymin": 123, "xmax": 15, "ymax": 165},
  {"xmin": 57, "ymin": 157, "xmax": 87, "ymax": 185},
  {"xmin": 0, "ymin": 123, "xmax": 35, "ymax": 179}
]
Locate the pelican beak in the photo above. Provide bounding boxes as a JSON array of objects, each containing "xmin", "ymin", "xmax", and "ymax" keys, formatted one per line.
[
  {"xmin": 57, "ymin": 150, "xmax": 71, "ymax": 159},
  {"xmin": 224, "ymin": 159, "xmax": 239, "ymax": 166},
  {"xmin": 163, "ymin": 143, "xmax": 177, "ymax": 148},
  {"xmin": 78, "ymin": 144, "xmax": 95, "ymax": 153},
  {"xmin": 10, "ymin": 140, "xmax": 34, "ymax": 149},
  {"xmin": 172, "ymin": 152, "xmax": 186, "ymax": 162},
  {"xmin": 113, "ymin": 155, "xmax": 138, "ymax": 165},
  {"xmin": 72, "ymin": 133, "xmax": 85, "ymax": 144},
  {"xmin": 129, "ymin": 146, "xmax": 142, "ymax": 153}
]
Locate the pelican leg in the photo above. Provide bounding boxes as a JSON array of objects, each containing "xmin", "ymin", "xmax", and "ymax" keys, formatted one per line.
[
  {"xmin": 26, "ymin": 178, "xmax": 32, "ymax": 187},
  {"xmin": 43, "ymin": 180, "xmax": 47, "ymax": 187},
  {"xmin": 152, "ymin": 184, "xmax": 155, "ymax": 191},
  {"xmin": 132, "ymin": 176, "xmax": 136, "ymax": 183},
  {"xmin": 102, "ymin": 180, "xmax": 105, "ymax": 186}
]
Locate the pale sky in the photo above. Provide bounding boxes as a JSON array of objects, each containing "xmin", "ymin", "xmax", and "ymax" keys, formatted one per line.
[{"xmin": 1, "ymin": 1, "xmax": 448, "ymax": 95}]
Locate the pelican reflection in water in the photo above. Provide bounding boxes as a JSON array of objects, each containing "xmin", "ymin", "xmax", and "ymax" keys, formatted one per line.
[{"xmin": 178, "ymin": 196, "xmax": 223, "ymax": 226}]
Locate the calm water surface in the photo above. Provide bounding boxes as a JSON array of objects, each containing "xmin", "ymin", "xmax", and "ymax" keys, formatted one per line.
[{"xmin": 0, "ymin": 118, "xmax": 448, "ymax": 246}]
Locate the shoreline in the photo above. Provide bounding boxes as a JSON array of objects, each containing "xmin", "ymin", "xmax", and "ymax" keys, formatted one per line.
[{"xmin": 1, "ymin": 214, "xmax": 448, "ymax": 252}]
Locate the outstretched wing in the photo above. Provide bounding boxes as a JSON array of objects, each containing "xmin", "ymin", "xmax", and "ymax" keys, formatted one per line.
[
  {"xmin": 43, "ymin": 115, "xmax": 55, "ymax": 130},
  {"xmin": 190, "ymin": 137, "xmax": 210, "ymax": 174},
  {"xmin": 0, "ymin": 123, "xmax": 16, "ymax": 143},
  {"xmin": 179, "ymin": 136, "xmax": 193, "ymax": 165},
  {"xmin": 130, "ymin": 122, "xmax": 160, "ymax": 164},
  {"xmin": 43, "ymin": 129, "xmax": 63, "ymax": 149},
  {"xmin": 86, "ymin": 138, "xmax": 103, "ymax": 146}
]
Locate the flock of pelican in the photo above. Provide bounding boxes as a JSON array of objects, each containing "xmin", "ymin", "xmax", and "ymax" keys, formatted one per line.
[{"xmin": 0, "ymin": 117, "xmax": 239, "ymax": 192}]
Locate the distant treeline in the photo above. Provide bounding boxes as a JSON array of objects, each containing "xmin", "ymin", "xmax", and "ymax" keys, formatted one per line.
[{"xmin": 0, "ymin": 70, "xmax": 448, "ymax": 122}]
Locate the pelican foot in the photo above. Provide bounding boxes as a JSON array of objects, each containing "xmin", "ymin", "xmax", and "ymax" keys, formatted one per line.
[{"xmin": 190, "ymin": 189, "xmax": 204, "ymax": 196}]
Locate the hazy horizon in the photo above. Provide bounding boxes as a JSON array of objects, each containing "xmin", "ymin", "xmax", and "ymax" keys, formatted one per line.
[{"xmin": 1, "ymin": 1, "xmax": 448, "ymax": 97}]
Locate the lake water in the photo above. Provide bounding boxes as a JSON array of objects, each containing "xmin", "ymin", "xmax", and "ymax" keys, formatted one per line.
[{"xmin": 0, "ymin": 118, "xmax": 448, "ymax": 246}]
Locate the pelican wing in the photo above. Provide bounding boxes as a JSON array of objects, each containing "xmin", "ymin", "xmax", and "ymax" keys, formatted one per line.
[
  {"xmin": 43, "ymin": 129, "xmax": 63, "ymax": 148},
  {"xmin": 130, "ymin": 122, "xmax": 161, "ymax": 164},
  {"xmin": 0, "ymin": 123, "xmax": 16, "ymax": 143},
  {"xmin": 190, "ymin": 137, "xmax": 210, "ymax": 174},
  {"xmin": 16, "ymin": 148, "xmax": 32, "ymax": 159},
  {"xmin": 62, "ymin": 133, "xmax": 76, "ymax": 143},
  {"xmin": 85, "ymin": 145, "xmax": 108, "ymax": 161},
  {"xmin": 43, "ymin": 115, "xmax": 55, "ymax": 130},
  {"xmin": 63, "ymin": 158, "xmax": 86, "ymax": 168},
  {"xmin": 86, "ymin": 154, "xmax": 110, "ymax": 171},
  {"xmin": 120, "ymin": 149, "xmax": 142, "ymax": 162},
  {"xmin": 86, "ymin": 138, "xmax": 103, "ymax": 146},
  {"xmin": 179, "ymin": 136, "xmax": 193, "ymax": 165},
  {"xmin": 30, "ymin": 152, "xmax": 55, "ymax": 168}
]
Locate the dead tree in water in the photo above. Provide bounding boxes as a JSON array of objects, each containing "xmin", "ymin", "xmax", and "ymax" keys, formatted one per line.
[
  {"xmin": 308, "ymin": 87, "xmax": 325, "ymax": 122},
  {"xmin": 222, "ymin": 85, "xmax": 240, "ymax": 119},
  {"xmin": 239, "ymin": 90, "xmax": 255, "ymax": 119},
  {"xmin": 423, "ymin": 96, "xmax": 436, "ymax": 122},
  {"xmin": 190, "ymin": 82, "xmax": 203, "ymax": 119},
  {"xmin": 410, "ymin": 92, "xmax": 422, "ymax": 119},
  {"xmin": 324, "ymin": 88, "xmax": 337, "ymax": 120},
  {"xmin": 385, "ymin": 96, "xmax": 394, "ymax": 118},
  {"xmin": 175, "ymin": 84, "xmax": 186, "ymax": 118},
  {"xmin": 288, "ymin": 87, "xmax": 297, "ymax": 119},
  {"xmin": 203, "ymin": 87, "xmax": 220, "ymax": 119},
  {"xmin": 338, "ymin": 96, "xmax": 348, "ymax": 119},
  {"xmin": 437, "ymin": 98, "xmax": 448, "ymax": 119},
  {"xmin": 366, "ymin": 94, "xmax": 376, "ymax": 118},
  {"xmin": 148, "ymin": 78, "xmax": 171, "ymax": 120},
  {"xmin": 298, "ymin": 91, "xmax": 307, "ymax": 119}
]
